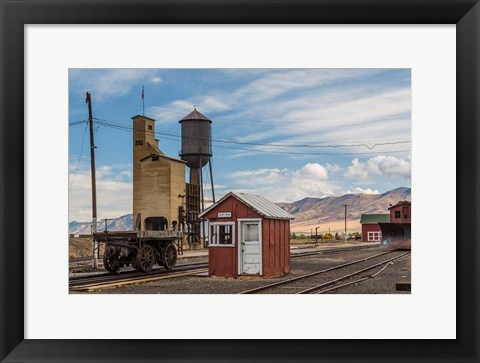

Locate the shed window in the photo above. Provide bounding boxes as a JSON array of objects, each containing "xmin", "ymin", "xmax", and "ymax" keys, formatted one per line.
[
  {"xmin": 209, "ymin": 223, "xmax": 235, "ymax": 246},
  {"xmin": 152, "ymin": 155, "xmax": 159, "ymax": 161},
  {"xmin": 395, "ymin": 210, "xmax": 401, "ymax": 218},
  {"xmin": 148, "ymin": 125, "xmax": 153, "ymax": 130},
  {"xmin": 368, "ymin": 231, "xmax": 382, "ymax": 241},
  {"xmin": 135, "ymin": 140, "xmax": 143, "ymax": 146}
]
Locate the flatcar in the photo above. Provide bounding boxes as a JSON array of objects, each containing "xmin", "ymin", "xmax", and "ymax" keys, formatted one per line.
[{"xmin": 93, "ymin": 217, "xmax": 182, "ymax": 273}]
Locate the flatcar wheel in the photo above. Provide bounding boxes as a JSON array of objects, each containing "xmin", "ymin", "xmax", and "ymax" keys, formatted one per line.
[
  {"xmin": 162, "ymin": 243, "xmax": 177, "ymax": 270},
  {"xmin": 103, "ymin": 253, "xmax": 120, "ymax": 273},
  {"xmin": 136, "ymin": 244, "xmax": 155, "ymax": 273}
]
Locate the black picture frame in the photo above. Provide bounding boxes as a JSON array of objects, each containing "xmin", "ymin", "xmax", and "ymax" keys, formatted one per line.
[{"xmin": 1, "ymin": 1, "xmax": 478, "ymax": 362}]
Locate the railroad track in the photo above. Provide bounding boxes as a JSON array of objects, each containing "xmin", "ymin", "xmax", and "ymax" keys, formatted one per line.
[
  {"xmin": 239, "ymin": 250, "xmax": 410, "ymax": 294},
  {"xmin": 70, "ymin": 245, "xmax": 388, "ymax": 292},
  {"xmin": 69, "ymin": 262, "xmax": 208, "ymax": 292},
  {"xmin": 290, "ymin": 244, "xmax": 380, "ymax": 258},
  {"xmin": 69, "ymin": 243, "xmax": 379, "ymax": 264}
]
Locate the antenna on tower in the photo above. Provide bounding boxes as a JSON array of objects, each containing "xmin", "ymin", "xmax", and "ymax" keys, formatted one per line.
[{"xmin": 141, "ymin": 86, "xmax": 145, "ymax": 116}]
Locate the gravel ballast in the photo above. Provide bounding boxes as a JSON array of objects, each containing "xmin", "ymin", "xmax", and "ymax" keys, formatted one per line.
[{"xmin": 72, "ymin": 246, "xmax": 410, "ymax": 294}]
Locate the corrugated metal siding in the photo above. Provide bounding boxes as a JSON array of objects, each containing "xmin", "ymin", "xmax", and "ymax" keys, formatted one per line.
[
  {"xmin": 234, "ymin": 192, "xmax": 293, "ymax": 220},
  {"xmin": 360, "ymin": 214, "xmax": 390, "ymax": 224},
  {"xmin": 200, "ymin": 192, "xmax": 293, "ymax": 220}
]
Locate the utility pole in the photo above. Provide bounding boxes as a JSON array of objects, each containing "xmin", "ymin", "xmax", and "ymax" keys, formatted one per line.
[
  {"xmin": 209, "ymin": 160, "xmax": 215, "ymax": 203},
  {"xmin": 315, "ymin": 226, "xmax": 319, "ymax": 243},
  {"xmin": 86, "ymin": 92, "xmax": 98, "ymax": 269},
  {"xmin": 342, "ymin": 204, "xmax": 348, "ymax": 242}
]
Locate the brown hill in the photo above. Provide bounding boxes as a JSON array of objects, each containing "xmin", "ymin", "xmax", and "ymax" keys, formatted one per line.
[{"xmin": 278, "ymin": 187, "xmax": 411, "ymax": 234}]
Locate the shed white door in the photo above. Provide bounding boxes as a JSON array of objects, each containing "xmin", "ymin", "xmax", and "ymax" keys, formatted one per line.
[{"xmin": 240, "ymin": 221, "xmax": 261, "ymax": 275}]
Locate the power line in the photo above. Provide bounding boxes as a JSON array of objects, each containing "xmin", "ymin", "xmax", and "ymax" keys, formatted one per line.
[
  {"xmin": 69, "ymin": 121, "xmax": 89, "ymax": 192},
  {"xmin": 69, "ymin": 120, "xmax": 88, "ymax": 126},
  {"xmin": 91, "ymin": 117, "xmax": 411, "ymax": 152},
  {"xmin": 94, "ymin": 119, "xmax": 411, "ymax": 156},
  {"xmin": 95, "ymin": 117, "xmax": 411, "ymax": 149}
]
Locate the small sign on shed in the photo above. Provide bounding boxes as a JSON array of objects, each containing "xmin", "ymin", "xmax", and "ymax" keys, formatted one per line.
[{"xmin": 199, "ymin": 192, "xmax": 294, "ymax": 278}]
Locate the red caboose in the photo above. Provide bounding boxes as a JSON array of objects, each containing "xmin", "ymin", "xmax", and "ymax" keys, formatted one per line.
[{"xmin": 199, "ymin": 192, "xmax": 294, "ymax": 278}]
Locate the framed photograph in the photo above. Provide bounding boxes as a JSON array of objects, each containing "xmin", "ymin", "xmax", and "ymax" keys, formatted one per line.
[{"xmin": 1, "ymin": 1, "xmax": 478, "ymax": 362}]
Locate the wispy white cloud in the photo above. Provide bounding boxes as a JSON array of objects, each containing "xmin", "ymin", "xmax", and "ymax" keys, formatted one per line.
[
  {"xmin": 226, "ymin": 88, "xmax": 411, "ymax": 147},
  {"xmin": 233, "ymin": 69, "xmax": 378, "ymax": 102},
  {"xmin": 70, "ymin": 69, "xmax": 161, "ymax": 97},
  {"xmin": 147, "ymin": 96, "xmax": 230, "ymax": 124},
  {"xmin": 157, "ymin": 69, "xmax": 411, "ymax": 159}
]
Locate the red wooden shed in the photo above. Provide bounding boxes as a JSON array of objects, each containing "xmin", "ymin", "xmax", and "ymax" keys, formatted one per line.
[
  {"xmin": 199, "ymin": 192, "xmax": 294, "ymax": 278},
  {"xmin": 360, "ymin": 214, "xmax": 390, "ymax": 242}
]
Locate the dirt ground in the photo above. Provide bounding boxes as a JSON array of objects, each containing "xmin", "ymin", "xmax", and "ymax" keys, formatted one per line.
[
  {"xmin": 69, "ymin": 237, "xmax": 104, "ymax": 258},
  {"xmin": 290, "ymin": 219, "xmax": 361, "ymax": 235}
]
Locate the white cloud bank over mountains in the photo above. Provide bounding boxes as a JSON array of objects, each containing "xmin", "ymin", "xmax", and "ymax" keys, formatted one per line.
[{"xmin": 69, "ymin": 156, "xmax": 410, "ymax": 222}]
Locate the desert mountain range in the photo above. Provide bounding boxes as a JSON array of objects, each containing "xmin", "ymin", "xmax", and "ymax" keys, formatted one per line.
[{"xmin": 69, "ymin": 187, "xmax": 411, "ymax": 236}]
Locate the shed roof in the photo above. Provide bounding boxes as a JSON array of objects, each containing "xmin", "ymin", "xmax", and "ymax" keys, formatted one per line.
[
  {"xmin": 199, "ymin": 192, "xmax": 294, "ymax": 220},
  {"xmin": 388, "ymin": 200, "xmax": 411, "ymax": 210},
  {"xmin": 360, "ymin": 214, "xmax": 390, "ymax": 224},
  {"xmin": 179, "ymin": 109, "xmax": 212, "ymax": 122}
]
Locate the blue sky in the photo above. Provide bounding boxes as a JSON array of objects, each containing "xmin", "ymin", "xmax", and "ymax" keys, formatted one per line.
[{"xmin": 69, "ymin": 68, "xmax": 411, "ymax": 222}]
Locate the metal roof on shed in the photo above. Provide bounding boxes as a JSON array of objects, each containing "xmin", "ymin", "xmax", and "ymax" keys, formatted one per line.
[
  {"xmin": 199, "ymin": 192, "xmax": 294, "ymax": 220},
  {"xmin": 360, "ymin": 214, "xmax": 390, "ymax": 224}
]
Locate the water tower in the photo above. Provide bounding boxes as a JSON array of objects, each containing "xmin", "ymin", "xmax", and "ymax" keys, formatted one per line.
[{"xmin": 179, "ymin": 108, "xmax": 215, "ymax": 247}]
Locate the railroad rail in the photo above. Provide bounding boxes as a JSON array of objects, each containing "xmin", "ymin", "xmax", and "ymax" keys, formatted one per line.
[
  {"xmin": 239, "ymin": 250, "xmax": 409, "ymax": 294},
  {"xmin": 290, "ymin": 244, "xmax": 380, "ymax": 258},
  {"xmin": 297, "ymin": 251, "xmax": 411, "ymax": 294},
  {"xmin": 70, "ymin": 245, "xmax": 391, "ymax": 292},
  {"xmin": 70, "ymin": 262, "xmax": 208, "ymax": 292},
  {"xmin": 69, "ymin": 243, "xmax": 379, "ymax": 266}
]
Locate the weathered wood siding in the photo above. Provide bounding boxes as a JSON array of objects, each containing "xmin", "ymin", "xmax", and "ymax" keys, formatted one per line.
[
  {"xmin": 208, "ymin": 246, "xmax": 237, "ymax": 277},
  {"xmin": 262, "ymin": 218, "xmax": 290, "ymax": 277},
  {"xmin": 361, "ymin": 224, "xmax": 382, "ymax": 242},
  {"xmin": 205, "ymin": 195, "xmax": 290, "ymax": 278},
  {"xmin": 389, "ymin": 204, "xmax": 411, "ymax": 224}
]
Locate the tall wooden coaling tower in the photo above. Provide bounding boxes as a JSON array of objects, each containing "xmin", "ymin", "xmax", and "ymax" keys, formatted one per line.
[{"xmin": 179, "ymin": 109, "xmax": 214, "ymax": 248}]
